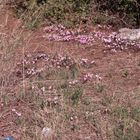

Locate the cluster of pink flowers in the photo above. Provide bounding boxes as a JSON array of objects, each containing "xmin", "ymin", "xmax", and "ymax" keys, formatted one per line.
[
  {"xmin": 15, "ymin": 52, "xmax": 75, "ymax": 78},
  {"xmin": 103, "ymin": 32, "xmax": 140, "ymax": 51},
  {"xmin": 43, "ymin": 24, "xmax": 110, "ymax": 45},
  {"xmin": 43, "ymin": 25, "xmax": 95, "ymax": 45},
  {"xmin": 43, "ymin": 24, "xmax": 140, "ymax": 52}
]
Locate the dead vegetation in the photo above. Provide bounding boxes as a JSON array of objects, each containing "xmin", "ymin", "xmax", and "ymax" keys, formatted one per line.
[{"xmin": 0, "ymin": 1, "xmax": 140, "ymax": 140}]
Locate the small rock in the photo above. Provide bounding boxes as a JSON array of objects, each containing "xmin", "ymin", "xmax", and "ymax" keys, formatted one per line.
[
  {"xmin": 41, "ymin": 127, "xmax": 53, "ymax": 138},
  {"xmin": 117, "ymin": 28, "xmax": 140, "ymax": 41},
  {"xmin": 4, "ymin": 136, "xmax": 14, "ymax": 140}
]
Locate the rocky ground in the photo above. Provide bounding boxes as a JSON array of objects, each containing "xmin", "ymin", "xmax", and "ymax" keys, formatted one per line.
[{"xmin": 0, "ymin": 4, "xmax": 140, "ymax": 140}]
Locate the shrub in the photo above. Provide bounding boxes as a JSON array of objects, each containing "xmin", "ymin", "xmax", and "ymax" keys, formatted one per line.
[
  {"xmin": 14, "ymin": 0, "xmax": 92, "ymax": 28},
  {"xmin": 94, "ymin": 0, "xmax": 140, "ymax": 27},
  {"xmin": 13, "ymin": 0, "xmax": 140, "ymax": 28}
]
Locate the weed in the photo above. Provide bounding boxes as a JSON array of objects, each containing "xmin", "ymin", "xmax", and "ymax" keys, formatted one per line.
[
  {"xmin": 112, "ymin": 104, "xmax": 140, "ymax": 140},
  {"xmin": 113, "ymin": 120, "xmax": 140, "ymax": 140},
  {"xmin": 70, "ymin": 63, "xmax": 79, "ymax": 79},
  {"xmin": 63, "ymin": 86, "xmax": 83, "ymax": 105},
  {"xmin": 122, "ymin": 70, "xmax": 129, "ymax": 78},
  {"xmin": 71, "ymin": 87, "xmax": 83, "ymax": 105},
  {"xmin": 59, "ymin": 82, "xmax": 68, "ymax": 89},
  {"xmin": 81, "ymin": 97, "xmax": 91, "ymax": 106},
  {"xmin": 95, "ymin": 83, "xmax": 105, "ymax": 93},
  {"xmin": 101, "ymin": 95, "xmax": 112, "ymax": 107},
  {"xmin": 138, "ymin": 61, "xmax": 140, "ymax": 66},
  {"xmin": 113, "ymin": 107, "xmax": 129, "ymax": 119},
  {"xmin": 130, "ymin": 107, "xmax": 140, "ymax": 122}
]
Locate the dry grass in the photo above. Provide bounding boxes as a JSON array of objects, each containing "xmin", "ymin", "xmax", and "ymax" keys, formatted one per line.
[{"xmin": 0, "ymin": 1, "xmax": 140, "ymax": 140}]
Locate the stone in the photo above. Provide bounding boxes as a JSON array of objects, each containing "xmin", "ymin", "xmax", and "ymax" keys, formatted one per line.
[
  {"xmin": 41, "ymin": 127, "xmax": 53, "ymax": 139},
  {"xmin": 117, "ymin": 28, "xmax": 140, "ymax": 41}
]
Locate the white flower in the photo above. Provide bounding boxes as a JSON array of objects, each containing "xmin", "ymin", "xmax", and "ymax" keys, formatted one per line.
[
  {"xmin": 12, "ymin": 109, "xmax": 21, "ymax": 117},
  {"xmin": 95, "ymin": 74, "xmax": 102, "ymax": 80}
]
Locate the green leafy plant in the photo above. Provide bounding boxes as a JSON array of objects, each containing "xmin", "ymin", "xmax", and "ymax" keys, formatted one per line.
[
  {"xmin": 14, "ymin": 0, "xmax": 140, "ymax": 28},
  {"xmin": 95, "ymin": 0, "xmax": 140, "ymax": 27},
  {"xmin": 14, "ymin": 0, "xmax": 92, "ymax": 28}
]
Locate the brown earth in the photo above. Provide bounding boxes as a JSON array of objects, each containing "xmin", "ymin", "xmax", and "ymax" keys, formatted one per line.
[{"xmin": 0, "ymin": 4, "xmax": 140, "ymax": 140}]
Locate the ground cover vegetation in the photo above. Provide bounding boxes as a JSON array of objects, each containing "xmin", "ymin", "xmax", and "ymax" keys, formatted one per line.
[{"xmin": 0, "ymin": 0, "xmax": 140, "ymax": 140}]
